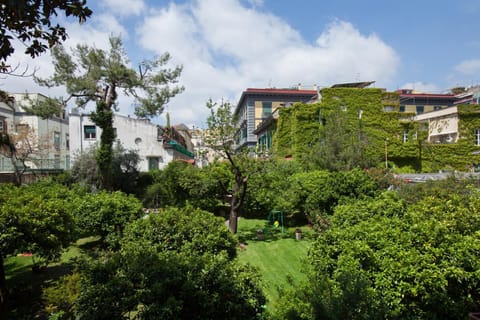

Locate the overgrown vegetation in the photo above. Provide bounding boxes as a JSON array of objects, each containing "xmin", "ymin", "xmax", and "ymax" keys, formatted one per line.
[
  {"xmin": 273, "ymin": 87, "xmax": 480, "ymax": 172},
  {"xmin": 2, "ymin": 166, "xmax": 480, "ymax": 319}
]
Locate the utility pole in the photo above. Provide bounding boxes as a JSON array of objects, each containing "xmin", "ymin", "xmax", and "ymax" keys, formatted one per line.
[{"xmin": 385, "ymin": 138, "xmax": 389, "ymax": 169}]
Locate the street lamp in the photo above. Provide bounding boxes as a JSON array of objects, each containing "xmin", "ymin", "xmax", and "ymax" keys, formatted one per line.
[{"xmin": 385, "ymin": 138, "xmax": 389, "ymax": 169}]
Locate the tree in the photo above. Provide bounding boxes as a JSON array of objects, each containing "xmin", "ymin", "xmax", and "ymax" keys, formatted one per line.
[
  {"xmin": 204, "ymin": 99, "xmax": 253, "ymax": 233},
  {"xmin": 0, "ymin": 0, "xmax": 92, "ymax": 73},
  {"xmin": 0, "ymin": 123, "xmax": 53, "ymax": 185},
  {"xmin": 73, "ymin": 190, "xmax": 143, "ymax": 248},
  {"xmin": 141, "ymin": 161, "xmax": 230, "ymax": 214},
  {"xmin": 75, "ymin": 207, "xmax": 266, "ymax": 319},
  {"xmin": 35, "ymin": 36, "xmax": 183, "ymax": 189},
  {"xmin": 71, "ymin": 143, "xmax": 141, "ymax": 193},
  {"xmin": 279, "ymin": 189, "xmax": 480, "ymax": 319},
  {"xmin": 0, "ymin": 181, "xmax": 80, "ymax": 311},
  {"xmin": 307, "ymin": 109, "xmax": 372, "ymax": 171}
]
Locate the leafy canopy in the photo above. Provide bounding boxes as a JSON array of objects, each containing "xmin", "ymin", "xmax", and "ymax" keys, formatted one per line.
[{"xmin": 0, "ymin": 0, "xmax": 92, "ymax": 72}]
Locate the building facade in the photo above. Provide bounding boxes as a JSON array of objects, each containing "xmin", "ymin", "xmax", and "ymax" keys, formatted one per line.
[
  {"xmin": 0, "ymin": 93, "xmax": 70, "ymax": 173},
  {"xmin": 233, "ymin": 87, "xmax": 318, "ymax": 149},
  {"xmin": 69, "ymin": 110, "xmax": 194, "ymax": 171},
  {"xmin": 397, "ymin": 89, "xmax": 456, "ymax": 114}
]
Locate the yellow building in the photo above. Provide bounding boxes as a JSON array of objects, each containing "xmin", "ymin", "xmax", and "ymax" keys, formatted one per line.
[{"xmin": 233, "ymin": 87, "xmax": 317, "ymax": 150}]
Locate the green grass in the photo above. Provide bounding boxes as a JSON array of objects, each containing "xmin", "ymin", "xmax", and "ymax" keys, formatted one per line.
[
  {"xmin": 236, "ymin": 218, "xmax": 313, "ymax": 308},
  {"xmin": 2, "ymin": 221, "xmax": 312, "ymax": 318},
  {"xmin": 1, "ymin": 237, "xmax": 99, "ymax": 320}
]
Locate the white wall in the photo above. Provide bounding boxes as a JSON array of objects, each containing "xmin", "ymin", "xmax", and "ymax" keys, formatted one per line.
[{"xmin": 69, "ymin": 112, "xmax": 173, "ymax": 171}]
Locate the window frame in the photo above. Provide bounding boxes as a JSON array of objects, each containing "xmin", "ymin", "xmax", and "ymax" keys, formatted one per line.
[{"xmin": 84, "ymin": 125, "xmax": 96, "ymax": 139}]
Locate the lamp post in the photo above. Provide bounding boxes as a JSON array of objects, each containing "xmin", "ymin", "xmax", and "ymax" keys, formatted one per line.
[{"xmin": 385, "ymin": 138, "xmax": 389, "ymax": 169}]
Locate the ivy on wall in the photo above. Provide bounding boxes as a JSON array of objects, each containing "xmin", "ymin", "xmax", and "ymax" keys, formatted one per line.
[{"xmin": 271, "ymin": 87, "xmax": 480, "ymax": 172}]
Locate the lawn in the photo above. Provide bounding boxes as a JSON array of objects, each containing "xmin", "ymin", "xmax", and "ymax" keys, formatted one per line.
[
  {"xmin": 236, "ymin": 218, "xmax": 313, "ymax": 308},
  {"xmin": 2, "ymin": 220, "xmax": 311, "ymax": 318},
  {"xmin": 1, "ymin": 236, "xmax": 99, "ymax": 320}
]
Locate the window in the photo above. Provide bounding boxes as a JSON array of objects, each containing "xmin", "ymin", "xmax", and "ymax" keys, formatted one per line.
[
  {"xmin": 383, "ymin": 106, "xmax": 394, "ymax": 112},
  {"xmin": 54, "ymin": 155, "xmax": 61, "ymax": 169},
  {"xmin": 262, "ymin": 101, "xmax": 272, "ymax": 117},
  {"xmin": 403, "ymin": 128, "xmax": 408, "ymax": 143},
  {"xmin": 416, "ymin": 105, "xmax": 424, "ymax": 114},
  {"xmin": 0, "ymin": 118, "xmax": 5, "ymax": 133},
  {"xmin": 84, "ymin": 125, "xmax": 96, "ymax": 139},
  {"xmin": 148, "ymin": 157, "xmax": 160, "ymax": 171},
  {"xmin": 54, "ymin": 131, "xmax": 61, "ymax": 150},
  {"xmin": 475, "ymin": 129, "xmax": 480, "ymax": 146},
  {"xmin": 65, "ymin": 155, "xmax": 70, "ymax": 170},
  {"xmin": 399, "ymin": 105, "xmax": 405, "ymax": 112},
  {"xmin": 66, "ymin": 133, "xmax": 70, "ymax": 150}
]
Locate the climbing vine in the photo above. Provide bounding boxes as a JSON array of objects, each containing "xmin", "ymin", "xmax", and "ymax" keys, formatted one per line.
[
  {"xmin": 90, "ymin": 101, "xmax": 115, "ymax": 189},
  {"xmin": 271, "ymin": 88, "xmax": 480, "ymax": 172}
]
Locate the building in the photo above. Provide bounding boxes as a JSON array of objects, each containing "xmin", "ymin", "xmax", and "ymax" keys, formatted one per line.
[
  {"xmin": 397, "ymin": 89, "xmax": 456, "ymax": 114},
  {"xmin": 0, "ymin": 93, "xmax": 70, "ymax": 175},
  {"xmin": 453, "ymin": 86, "xmax": 480, "ymax": 105},
  {"xmin": 414, "ymin": 106, "xmax": 459, "ymax": 144},
  {"xmin": 69, "ymin": 110, "xmax": 194, "ymax": 171},
  {"xmin": 233, "ymin": 87, "xmax": 318, "ymax": 149},
  {"xmin": 254, "ymin": 82, "xmax": 375, "ymax": 154}
]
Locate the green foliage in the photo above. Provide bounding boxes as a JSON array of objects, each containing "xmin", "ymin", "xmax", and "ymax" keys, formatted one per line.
[
  {"xmin": 284, "ymin": 189, "xmax": 480, "ymax": 319},
  {"xmin": 142, "ymin": 161, "xmax": 232, "ymax": 216},
  {"xmin": 91, "ymin": 102, "xmax": 115, "ymax": 188},
  {"xmin": 122, "ymin": 206, "xmax": 237, "ymax": 259},
  {"xmin": 71, "ymin": 143, "xmax": 140, "ymax": 194},
  {"xmin": 279, "ymin": 168, "xmax": 379, "ymax": 226},
  {"xmin": 0, "ymin": 181, "xmax": 80, "ymax": 261},
  {"xmin": 0, "ymin": 0, "xmax": 92, "ymax": 71},
  {"xmin": 272, "ymin": 88, "xmax": 480, "ymax": 172},
  {"xmin": 77, "ymin": 249, "xmax": 265, "ymax": 320},
  {"xmin": 272, "ymin": 89, "xmax": 428, "ymax": 171},
  {"xmin": 43, "ymin": 271, "xmax": 81, "ymax": 318},
  {"xmin": 396, "ymin": 175, "xmax": 480, "ymax": 204},
  {"xmin": 76, "ymin": 207, "xmax": 266, "ymax": 319},
  {"xmin": 143, "ymin": 161, "xmax": 196, "ymax": 208},
  {"xmin": 243, "ymin": 159, "xmax": 303, "ymax": 219},
  {"xmin": 205, "ymin": 99, "xmax": 255, "ymax": 233},
  {"xmin": 73, "ymin": 191, "xmax": 143, "ymax": 247}
]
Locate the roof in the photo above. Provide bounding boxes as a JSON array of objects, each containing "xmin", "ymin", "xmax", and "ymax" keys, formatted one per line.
[
  {"xmin": 399, "ymin": 93, "xmax": 455, "ymax": 99},
  {"xmin": 330, "ymin": 81, "xmax": 375, "ymax": 88},
  {"xmin": 244, "ymin": 88, "xmax": 317, "ymax": 95},
  {"xmin": 234, "ymin": 88, "xmax": 317, "ymax": 115}
]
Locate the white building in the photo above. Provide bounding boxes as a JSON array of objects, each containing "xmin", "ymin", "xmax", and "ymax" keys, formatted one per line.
[
  {"xmin": 69, "ymin": 110, "xmax": 194, "ymax": 171},
  {"xmin": 0, "ymin": 93, "xmax": 70, "ymax": 172}
]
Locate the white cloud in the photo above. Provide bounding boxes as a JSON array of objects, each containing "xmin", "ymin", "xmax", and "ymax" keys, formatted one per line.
[
  {"xmin": 454, "ymin": 59, "xmax": 480, "ymax": 75},
  {"xmin": 400, "ymin": 82, "xmax": 441, "ymax": 93},
  {"xmin": 0, "ymin": 0, "xmax": 400, "ymax": 128},
  {"xmin": 136, "ymin": 0, "xmax": 399, "ymax": 126},
  {"xmin": 101, "ymin": 0, "xmax": 145, "ymax": 16}
]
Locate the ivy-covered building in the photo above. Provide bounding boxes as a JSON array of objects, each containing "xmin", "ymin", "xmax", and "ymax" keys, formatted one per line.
[
  {"xmin": 266, "ymin": 84, "xmax": 480, "ymax": 172},
  {"xmin": 233, "ymin": 87, "xmax": 317, "ymax": 150}
]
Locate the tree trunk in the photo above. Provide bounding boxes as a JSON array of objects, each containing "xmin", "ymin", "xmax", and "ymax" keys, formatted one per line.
[
  {"xmin": 228, "ymin": 170, "xmax": 247, "ymax": 234},
  {"xmin": 0, "ymin": 254, "xmax": 7, "ymax": 312},
  {"xmin": 228, "ymin": 198, "xmax": 238, "ymax": 234}
]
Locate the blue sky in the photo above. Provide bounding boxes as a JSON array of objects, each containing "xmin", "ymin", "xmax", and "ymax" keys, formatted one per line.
[{"xmin": 4, "ymin": 0, "xmax": 480, "ymax": 127}]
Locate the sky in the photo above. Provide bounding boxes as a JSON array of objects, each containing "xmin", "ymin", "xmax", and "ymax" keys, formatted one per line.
[{"xmin": 2, "ymin": 0, "xmax": 480, "ymax": 128}]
